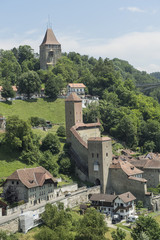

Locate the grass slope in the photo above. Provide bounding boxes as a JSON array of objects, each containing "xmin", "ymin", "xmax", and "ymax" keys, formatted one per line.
[
  {"xmin": 0, "ymin": 98, "xmax": 65, "ymax": 124},
  {"xmin": 0, "ymin": 98, "xmax": 65, "ymax": 180}
]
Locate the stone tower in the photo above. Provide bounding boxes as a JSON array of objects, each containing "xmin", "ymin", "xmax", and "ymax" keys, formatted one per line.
[
  {"xmin": 65, "ymin": 93, "xmax": 83, "ymax": 143},
  {"xmin": 88, "ymin": 137, "xmax": 112, "ymax": 193},
  {"xmin": 40, "ymin": 28, "xmax": 61, "ymax": 70}
]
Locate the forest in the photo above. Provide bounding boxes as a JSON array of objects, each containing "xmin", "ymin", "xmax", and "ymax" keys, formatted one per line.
[{"xmin": 1, "ymin": 46, "xmax": 160, "ymax": 155}]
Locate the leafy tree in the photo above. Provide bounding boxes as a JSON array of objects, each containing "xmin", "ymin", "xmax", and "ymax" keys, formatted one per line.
[
  {"xmin": 75, "ymin": 208, "xmax": 108, "ymax": 240},
  {"xmin": 19, "ymin": 147, "xmax": 41, "ymax": 164},
  {"xmin": 0, "ymin": 230, "xmax": 18, "ymax": 240},
  {"xmin": 40, "ymin": 150, "xmax": 59, "ymax": 176},
  {"xmin": 136, "ymin": 200, "xmax": 143, "ymax": 209},
  {"xmin": 56, "ymin": 126, "xmax": 65, "ymax": 137},
  {"xmin": 1, "ymin": 81, "xmax": 15, "ymax": 100},
  {"xmin": 17, "ymin": 45, "xmax": 34, "ymax": 64},
  {"xmin": 131, "ymin": 215, "xmax": 160, "ymax": 240},
  {"xmin": 30, "ymin": 117, "xmax": 46, "ymax": 127},
  {"xmin": 45, "ymin": 77, "xmax": 60, "ymax": 99},
  {"xmin": 4, "ymin": 115, "xmax": 39, "ymax": 151},
  {"xmin": 41, "ymin": 203, "xmax": 72, "ymax": 230},
  {"xmin": 0, "ymin": 50, "xmax": 21, "ymax": 84},
  {"xmin": 58, "ymin": 153, "xmax": 73, "ymax": 175},
  {"xmin": 111, "ymin": 227, "xmax": 126, "ymax": 240},
  {"xmin": 41, "ymin": 133, "xmax": 60, "ymax": 154},
  {"xmin": 17, "ymin": 70, "xmax": 41, "ymax": 99}
]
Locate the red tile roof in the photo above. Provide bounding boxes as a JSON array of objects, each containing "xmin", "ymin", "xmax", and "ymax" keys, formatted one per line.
[
  {"xmin": 128, "ymin": 176, "xmax": 147, "ymax": 182},
  {"xmin": 6, "ymin": 166, "xmax": 57, "ymax": 188},
  {"xmin": 117, "ymin": 192, "xmax": 136, "ymax": 203},
  {"xmin": 40, "ymin": 28, "xmax": 60, "ymax": 46},
  {"xmin": 88, "ymin": 137, "xmax": 111, "ymax": 142},
  {"xmin": 65, "ymin": 92, "xmax": 82, "ymax": 102},
  {"xmin": 90, "ymin": 193, "xmax": 117, "ymax": 202},
  {"xmin": 68, "ymin": 83, "xmax": 86, "ymax": 88}
]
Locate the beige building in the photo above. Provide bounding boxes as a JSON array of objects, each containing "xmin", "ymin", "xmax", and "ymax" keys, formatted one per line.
[
  {"xmin": 3, "ymin": 167, "xmax": 57, "ymax": 205},
  {"xmin": 40, "ymin": 28, "xmax": 61, "ymax": 70}
]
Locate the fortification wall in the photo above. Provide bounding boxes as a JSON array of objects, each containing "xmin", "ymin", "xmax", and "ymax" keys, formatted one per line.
[
  {"xmin": 142, "ymin": 169, "xmax": 160, "ymax": 188},
  {"xmin": 71, "ymin": 131, "xmax": 88, "ymax": 167},
  {"xmin": 109, "ymin": 169, "xmax": 150, "ymax": 206},
  {"xmin": 0, "ymin": 186, "xmax": 100, "ymax": 233}
]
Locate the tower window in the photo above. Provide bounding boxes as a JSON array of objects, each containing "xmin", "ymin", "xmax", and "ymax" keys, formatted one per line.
[
  {"xmin": 106, "ymin": 153, "xmax": 108, "ymax": 157},
  {"xmin": 97, "ymin": 153, "xmax": 99, "ymax": 158},
  {"xmin": 92, "ymin": 153, "xmax": 94, "ymax": 158}
]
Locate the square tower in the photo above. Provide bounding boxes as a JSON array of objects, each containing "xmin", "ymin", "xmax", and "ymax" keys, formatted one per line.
[
  {"xmin": 88, "ymin": 137, "xmax": 112, "ymax": 193},
  {"xmin": 65, "ymin": 93, "xmax": 83, "ymax": 142},
  {"xmin": 40, "ymin": 28, "xmax": 61, "ymax": 70}
]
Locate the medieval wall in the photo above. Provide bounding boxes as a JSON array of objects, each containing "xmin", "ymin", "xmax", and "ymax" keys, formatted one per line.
[
  {"xmin": 142, "ymin": 169, "xmax": 160, "ymax": 188},
  {"xmin": 71, "ymin": 131, "xmax": 88, "ymax": 167},
  {"xmin": 109, "ymin": 168, "xmax": 148, "ymax": 204}
]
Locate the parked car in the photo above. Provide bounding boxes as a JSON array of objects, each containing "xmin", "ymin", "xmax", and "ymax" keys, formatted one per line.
[
  {"xmin": 112, "ymin": 214, "xmax": 121, "ymax": 224},
  {"xmin": 126, "ymin": 215, "xmax": 138, "ymax": 223}
]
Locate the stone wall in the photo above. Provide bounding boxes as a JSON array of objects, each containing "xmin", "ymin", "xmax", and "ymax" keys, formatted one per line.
[
  {"xmin": 142, "ymin": 169, "xmax": 160, "ymax": 188},
  {"xmin": 109, "ymin": 168, "xmax": 151, "ymax": 207},
  {"xmin": 0, "ymin": 218, "xmax": 19, "ymax": 233},
  {"xmin": 71, "ymin": 131, "xmax": 88, "ymax": 167},
  {"xmin": 0, "ymin": 186, "xmax": 100, "ymax": 233}
]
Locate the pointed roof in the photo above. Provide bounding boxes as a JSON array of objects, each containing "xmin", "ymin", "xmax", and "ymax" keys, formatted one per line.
[
  {"xmin": 65, "ymin": 92, "xmax": 82, "ymax": 102},
  {"xmin": 40, "ymin": 28, "xmax": 60, "ymax": 46}
]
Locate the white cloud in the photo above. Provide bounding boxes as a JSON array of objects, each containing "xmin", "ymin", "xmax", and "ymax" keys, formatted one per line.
[
  {"xmin": 1, "ymin": 30, "xmax": 160, "ymax": 73},
  {"xmin": 59, "ymin": 31, "xmax": 160, "ymax": 73},
  {"xmin": 120, "ymin": 7, "xmax": 145, "ymax": 13}
]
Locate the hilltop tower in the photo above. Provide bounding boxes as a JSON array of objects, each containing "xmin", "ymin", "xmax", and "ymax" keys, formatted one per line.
[
  {"xmin": 88, "ymin": 137, "xmax": 112, "ymax": 193},
  {"xmin": 65, "ymin": 93, "xmax": 83, "ymax": 143},
  {"xmin": 40, "ymin": 28, "xmax": 61, "ymax": 70}
]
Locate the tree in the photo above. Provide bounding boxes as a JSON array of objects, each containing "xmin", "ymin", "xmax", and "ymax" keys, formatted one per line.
[
  {"xmin": 56, "ymin": 126, "xmax": 65, "ymax": 137},
  {"xmin": 131, "ymin": 215, "xmax": 160, "ymax": 240},
  {"xmin": 4, "ymin": 115, "xmax": 39, "ymax": 151},
  {"xmin": 45, "ymin": 77, "xmax": 60, "ymax": 99},
  {"xmin": 136, "ymin": 200, "xmax": 143, "ymax": 210},
  {"xmin": 75, "ymin": 208, "xmax": 108, "ymax": 240},
  {"xmin": 40, "ymin": 150, "xmax": 59, "ymax": 176},
  {"xmin": 41, "ymin": 133, "xmax": 60, "ymax": 154},
  {"xmin": 17, "ymin": 45, "xmax": 34, "ymax": 64},
  {"xmin": 17, "ymin": 70, "xmax": 41, "ymax": 99},
  {"xmin": 1, "ymin": 81, "xmax": 15, "ymax": 101},
  {"xmin": 111, "ymin": 228, "xmax": 126, "ymax": 240},
  {"xmin": 58, "ymin": 153, "xmax": 73, "ymax": 175}
]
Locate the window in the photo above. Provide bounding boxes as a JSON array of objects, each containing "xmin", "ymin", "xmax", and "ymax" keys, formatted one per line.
[
  {"xmin": 106, "ymin": 153, "xmax": 108, "ymax": 157},
  {"xmin": 17, "ymin": 181, "xmax": 19, "ymax": 185},
  {"xmin": 12, "ymin": 181, "xmax": 14, "ymax": 184},
  {"xmin": 97, "ymin": 153, "xmax": 99, "ymax": 158},
  {"xmin": 92, "ymin": 153, "xmax": 94, "ymax": 158}
]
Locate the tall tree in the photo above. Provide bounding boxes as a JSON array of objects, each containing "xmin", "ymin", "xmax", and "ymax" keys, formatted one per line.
[
  {"xmin": 1, "ymin": 81, "xmax": 15, "ymax": 101},
  {"xmin": 75, "ymin": 208, "xmax": 108, "ymax": 240},
  {"xmin": 17, "ymin": 70, "xmax": 41, "ymax": 99},
  {"xmin": 131, "ymin": 215, "xmax": 160, "ymax": 240}
]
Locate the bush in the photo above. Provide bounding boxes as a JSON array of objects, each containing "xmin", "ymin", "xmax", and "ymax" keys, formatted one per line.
[
  {"xmin": 30, "ymin": 117, "xmax": 46, "ymax": 127},
  {"xmin": 56, "ymin": 126, "xmax": 66, "ymax": 137},
  {"xmin": 41, "ymin": 133, "xmax": 61, "ymax": 154}
]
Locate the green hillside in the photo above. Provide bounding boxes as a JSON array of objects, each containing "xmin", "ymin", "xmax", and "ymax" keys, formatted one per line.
[{"xmin": 0, "ymin": 98, "xmax": 65, "ymax": 124}]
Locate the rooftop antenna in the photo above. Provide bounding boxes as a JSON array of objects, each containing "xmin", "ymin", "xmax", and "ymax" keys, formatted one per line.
[{"xmin": 47, "ymin": 15, "xmax": 52, "ymax": 29}]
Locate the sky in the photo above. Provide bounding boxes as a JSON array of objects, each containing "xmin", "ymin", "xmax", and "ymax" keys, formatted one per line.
[{"xmin": 1, "ymin": 0, "xmax": 160, "ymax": 73}]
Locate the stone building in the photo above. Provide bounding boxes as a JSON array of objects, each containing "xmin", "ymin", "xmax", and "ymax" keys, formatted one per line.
[
  {"xmin": 65, "ymin": 92, "xmax": 113, "ymax": 193},
  {"xmin": 40, "ymin": 28, "xmax": 61, "ymax": 70},
  {"xmin": 65, "ymin": 92, "xmax": 152, "ymax": 207},
  {"xmin": 3, "ymin": 167, "xmax": 57, "ymax": 205}
]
